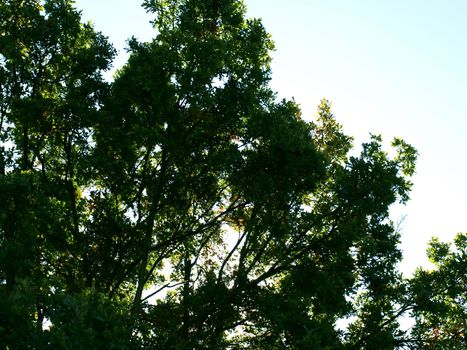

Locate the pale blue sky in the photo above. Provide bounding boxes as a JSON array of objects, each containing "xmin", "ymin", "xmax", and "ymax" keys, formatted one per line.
[{"xmin": 74, "ymin": 0, "xmax": 467, "ymax": 275}]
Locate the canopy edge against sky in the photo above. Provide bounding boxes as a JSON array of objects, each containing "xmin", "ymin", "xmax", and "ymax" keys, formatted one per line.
[{"xmin": 74, "ymin": 0, "xmax": 467, "ymax": 276}]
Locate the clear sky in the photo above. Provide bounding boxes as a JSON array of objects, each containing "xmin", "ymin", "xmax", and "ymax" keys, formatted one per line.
[{"xmin": 74, "ymin": 0, "xmax": 467, "ymax": 275}]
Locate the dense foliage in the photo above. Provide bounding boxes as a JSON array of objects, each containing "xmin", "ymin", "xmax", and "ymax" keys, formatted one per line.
[{"xmin": 0, "ymin": 0, "xmax": 465, "ymax": 349}]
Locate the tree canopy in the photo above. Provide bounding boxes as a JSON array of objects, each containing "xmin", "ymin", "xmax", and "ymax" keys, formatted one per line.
[{"xmin": 0, "ymin": 0, "xmax": 465, "ymax": 349}]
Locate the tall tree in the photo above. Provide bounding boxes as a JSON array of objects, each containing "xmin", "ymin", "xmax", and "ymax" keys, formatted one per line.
[
  {"xmin": 0, "ymin": 0, "xmax": 121, "ymax": 347},
  {"xmin": 4, "ymin": 1, "xmax": 460, "ymax": 349}
]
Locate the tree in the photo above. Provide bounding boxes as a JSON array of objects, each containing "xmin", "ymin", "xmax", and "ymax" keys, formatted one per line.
[
  {"xmin": 0, "ymin": 0, "xmax": 123, "ymax": 348},
  {"xmin": 1, "ymin": 1, "xmax": 458, "ymax": 349},
  {"xmin": 408, "ymin": 233, "xmax": 466, "ymax": 349}
]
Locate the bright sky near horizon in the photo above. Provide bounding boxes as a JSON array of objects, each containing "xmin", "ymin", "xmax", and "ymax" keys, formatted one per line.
[{"xmin": 74, "ymin": 0, "xmax": 467, "ymax": 276}]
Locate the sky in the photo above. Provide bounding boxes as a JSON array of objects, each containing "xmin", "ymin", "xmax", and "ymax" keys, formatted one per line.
[{"xmin": 74, "ymin": 0, "xmax": 467, "ymax": 276}]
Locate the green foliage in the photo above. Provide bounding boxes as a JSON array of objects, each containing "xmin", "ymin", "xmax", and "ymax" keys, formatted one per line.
[
  {"xmin": 409, "ymin": 233, "xmax": 466, "ymax": 349},
  {"xmin": 0, "ymin": 0, "xmax": 462, "ymax": 349},
  {"xmin": 45, "ymin": 290, "xmax": 134, "ymax": 350}
]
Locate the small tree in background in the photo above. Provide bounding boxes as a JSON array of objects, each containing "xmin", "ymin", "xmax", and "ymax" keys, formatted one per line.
[{"xmin": 408, "ymin": 233, "xmax": 466, "ymax": 349}]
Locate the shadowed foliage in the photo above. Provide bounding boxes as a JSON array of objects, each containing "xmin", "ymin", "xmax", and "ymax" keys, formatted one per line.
[{"xmin": 0, "ymin": 1, "xmax": 463, "ymax": 349}]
